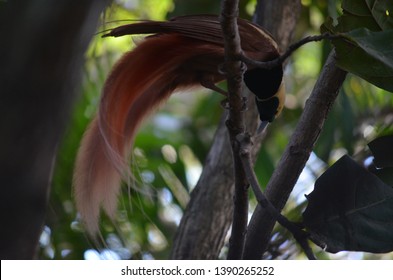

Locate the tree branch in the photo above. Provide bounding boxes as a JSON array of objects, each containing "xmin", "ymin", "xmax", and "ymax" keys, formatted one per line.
[
  {"xmin": 237, "ymin": 133, "xmax": 316, "ymax": 260},
  {"xmin": 241, "ymin": 33, "xmax": 343, "ymax": 70},
  {"xmin": 243, "ymin": 50, "xmax": 348, "ymax": 259},
  {"xmin": 171, "ymin": 0, "xmax": 301, "ymax": 260},
  {"xmin": 219, "ymin": 0, "xmax": 249, "ymax": 260}
]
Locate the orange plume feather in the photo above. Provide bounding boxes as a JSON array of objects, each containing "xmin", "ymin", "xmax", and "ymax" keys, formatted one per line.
[
  {"xmin": 73, "ymin": 15, "xmax": 283, "ymax": 234},
  {"xmin": 74, "ymin": 34, "xmax": 224, "ymax": 234}
]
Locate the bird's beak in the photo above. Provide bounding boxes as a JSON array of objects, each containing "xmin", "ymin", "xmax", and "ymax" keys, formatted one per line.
[{"xmin": 257, "ymin": 121, "xmax": 269, "ymax": 134}]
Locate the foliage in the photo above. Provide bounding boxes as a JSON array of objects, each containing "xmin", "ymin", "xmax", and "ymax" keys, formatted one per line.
[
  {"xmin": 40, "ymin": 0, "xmax": 393, "ymax": 260},
  {"xmin": 322, "ymin": 0, "xmax": 393, "ymax": 91},
  {"xmin": 303, "ymin": 153, "xmax": 393, "ymax": 253},
  {"xmin": 300, "ymin": 0, "xmax": 393, "ymax": 257}
]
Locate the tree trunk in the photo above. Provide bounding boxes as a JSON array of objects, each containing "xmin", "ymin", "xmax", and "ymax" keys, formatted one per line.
[{"xmin": 0, "ymin": 0, "xmax": 106, "ymax": 259}]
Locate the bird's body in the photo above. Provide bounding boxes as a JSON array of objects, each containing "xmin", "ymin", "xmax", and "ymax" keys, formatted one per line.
[{"xmin": 74, "ymin": 15, "xmax": 284, "ymax": 234}]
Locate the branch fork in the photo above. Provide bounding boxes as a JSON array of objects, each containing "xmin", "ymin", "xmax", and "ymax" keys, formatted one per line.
[{"xmin": 219, "ymin": 0, "xmax": 348, "ymax": 260}]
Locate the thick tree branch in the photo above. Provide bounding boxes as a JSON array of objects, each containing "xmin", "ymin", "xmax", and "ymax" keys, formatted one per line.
[
  {"xmin": 237, "ymin": 134, "xmax": 316, "ymax": 260},
  {"xmin": 243, "ymin": 51, "xmax": 348, "ymax": 259}
]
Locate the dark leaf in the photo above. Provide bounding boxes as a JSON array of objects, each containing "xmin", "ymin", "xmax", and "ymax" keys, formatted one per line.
[
  {"xmin": 333, "ymin": 29, "xmax": 393, "ymax": 92},
  {"xmin": 322, "ymin": 0, "xmax": 393, "ymax": 32},
  {"xmin": 364, "ymin": 0, "xmax": 393, "ymax": 30},
  {"xmin": 368, "ymin": 134, "xmax": 393, "ymax": 167},
  {"xmin": 370, "ymin": 167, "xmax": 393, "ymax": 187},
  {"xmin": 303, "ymin": 155, "xmax": 393, "ymax": 253}
]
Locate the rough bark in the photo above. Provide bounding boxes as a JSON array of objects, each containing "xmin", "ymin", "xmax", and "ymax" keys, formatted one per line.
[
  {"xmin": 253, "ymin": 0, "xmax": 302, "ymax": 52},
  {"xmin": 170, "ymin": 117, "xmax": 235, "ymax": 259},
  {"xmin": 0, "ymin": 0, "xmax": 107, "ymax": 259}
]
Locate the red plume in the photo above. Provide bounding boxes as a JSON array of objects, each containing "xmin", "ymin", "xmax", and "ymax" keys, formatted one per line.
[
  {"xmin": 74, "ymin": 34, "xmax": 224, "ymax": 234},
  {"xmin": 73, "ymin": 15, "xmax": 283, "ymax": 234}
]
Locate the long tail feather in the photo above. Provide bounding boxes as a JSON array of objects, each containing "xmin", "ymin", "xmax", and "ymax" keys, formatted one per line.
[{"xmin": 73, "ymin": 34, "xmax": 223, "ymax": 234}]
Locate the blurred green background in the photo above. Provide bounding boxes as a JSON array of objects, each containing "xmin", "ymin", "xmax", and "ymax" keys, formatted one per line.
[{"xmin": 41, "ymin": 0, "xmax": 393, "ymax": 259}]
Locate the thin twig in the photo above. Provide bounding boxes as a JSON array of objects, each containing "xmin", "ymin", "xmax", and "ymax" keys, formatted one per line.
[
  {"xmin": 241, "ymin": 33, "xmax": 343, "ymax": 70},
  {"xmin": 220, "ymin": 0, "xmax": 250, "ymax": 260},
  {"xmin": 237, "ymin": 133, "xmax": 316, "ymax": 260}
]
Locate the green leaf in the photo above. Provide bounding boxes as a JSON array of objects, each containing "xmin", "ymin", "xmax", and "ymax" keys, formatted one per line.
[
  {"xmin": 365, "ymin": 0, "xmax": 393, "ymax": 30},
  {"xmin": 323, "ymin": 0, "xmax": 393, "ymax": 32},
  {"xmin": 313, "ymin": 115, "xmax": 335, "ymax": 161},
  {"xmin": 338, "ymin": 89, "xmax": 355, "ymax": 155},
  {"xmin": 303, "ymin": 155, "xmax": 393, "ymax": 253},
  {"xmin": 333, "ymin": 28, "xmax": 393, "ymax": 92},
  {"xmin": 321, "ymin": 0, "xmax": 393, "ymax": 91}
]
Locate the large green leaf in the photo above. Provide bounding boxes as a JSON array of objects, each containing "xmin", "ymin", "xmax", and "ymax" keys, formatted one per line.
[
  {"xmin": 364, "ymin": 0, "xmax": 393, "ymax": 30},
  {"xmin": 321, "ymin": 0, "xmax": 393, "ymax": 91},
  {"xmin": 333, "ymin": 28, "xmax": 393, "ymax": 92},
  {"xmin": 303, "ymin": 155, "xmax": 393, "ymax": 253},
  {"xmin": 326, "ymin": 0, "xmax": 393, "ymax": 32}
]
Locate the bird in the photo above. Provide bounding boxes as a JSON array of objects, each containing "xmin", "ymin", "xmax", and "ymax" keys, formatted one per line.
[{"xmin": 73, "ymin": 14, "xmax": 285, "ymax": 235}]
